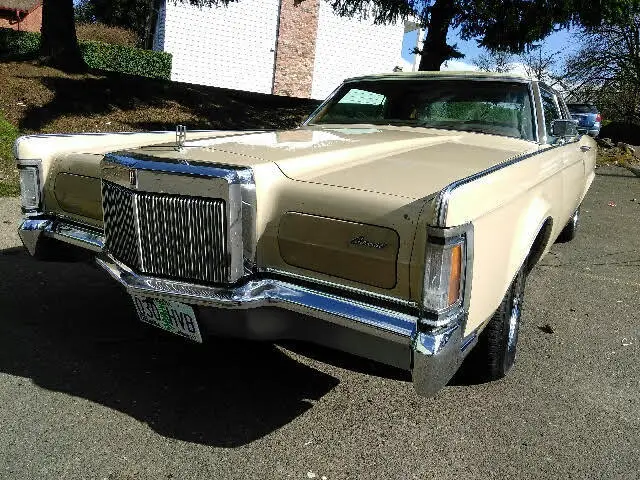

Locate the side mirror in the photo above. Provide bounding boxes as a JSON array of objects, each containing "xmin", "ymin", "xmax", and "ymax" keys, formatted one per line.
[{"xmin": 551, "ymin": 119, "xmax": 578, "ymax": 138}]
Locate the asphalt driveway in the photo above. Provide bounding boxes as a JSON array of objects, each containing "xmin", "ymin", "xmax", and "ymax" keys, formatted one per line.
[{"xmin": 0, "ymin": 167, "xmax": 638, "ymax": 480}]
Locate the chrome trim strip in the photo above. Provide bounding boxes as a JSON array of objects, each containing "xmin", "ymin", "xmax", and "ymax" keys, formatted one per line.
[
  {"xmin": 49, "ymin": 222, "xmax": 103, "ymax": 252},
  {"xmin": 261, "ymin": 267, "xmax": 418, "ymax": 310},
  {"xmin": 529, "ymin": 81, "xmax": 540, "ymax": 144},
  {"xmin": 302, "ymin": 85, "xmax": 342, "ymax": 126},
  {"xmin": 97, "ymin": 255, "xmax": 417, "ymax": 340},
  {"xmin": 18, "ymin": 218, "xmax": 104, "ymax": 254},
  {"xmin": 103, "ymin": 153, "xmax": 243, "ymax": 182},
  {"xmin": 433, "ymin": 148, "xmax": 546, "ymax": 227}
]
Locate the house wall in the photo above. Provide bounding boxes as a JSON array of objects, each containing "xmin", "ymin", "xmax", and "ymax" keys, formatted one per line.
[
  {"xmin": 272, "ymin": 0, "xmax": 320, "ymax": 98},
  {"xmin": 0, "ymin": 4, "xmax": 42, "ymax": 32},
  {"xmin": 159, "ymin": 0, "xmax": 280, "ymax": 94},
  {"xmin": 310, "ymin": 2, "xmax": 405, "ymax": 99}
]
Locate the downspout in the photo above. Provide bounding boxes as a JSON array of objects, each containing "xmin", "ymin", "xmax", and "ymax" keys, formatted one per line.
[{"xmin": 271, "ymin": 0, "xmax": 283, "ymax": 94}]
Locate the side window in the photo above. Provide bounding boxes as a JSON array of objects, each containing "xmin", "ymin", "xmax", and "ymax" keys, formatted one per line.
[{"xmin": 540, "ymin": 88, "xmax": 561, "ymax": 143}]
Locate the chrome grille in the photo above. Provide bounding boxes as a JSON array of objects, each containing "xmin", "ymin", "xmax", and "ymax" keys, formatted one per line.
[
  {"xmin": 102, "ymin": 181, "xmax": 138, "ymax": 268},
  {"xmin": 101, "ymin": 181, "xmax": 229, "ymax": 284}
]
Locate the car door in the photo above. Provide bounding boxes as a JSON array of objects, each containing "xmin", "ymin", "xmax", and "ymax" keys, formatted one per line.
[
  {"xmin": 559, "ymin": 96, "xmax": 595, "ymax": 198},
  {"xmin": 539, "ymin": 87, "xmax": 584, "ymax": 220}
]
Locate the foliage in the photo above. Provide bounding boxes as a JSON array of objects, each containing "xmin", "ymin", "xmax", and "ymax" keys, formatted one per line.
[
  {"xmin": 519, "ymin": 45, "xmax": 565, "ymax": 87},
  {"xmin": 0, "ymin": 112, "xmax": 19, "ymax": 197},
  {"xmin": 0, "ymin": 28, "xmax": 172, "ymax": 80},
  {"xmin": 327, "ymin": 0, "xmax": 640, "ymax": 70},
  {"xmin": 473, "ymin": 51, "xmax": 514, "ymax": 73},
  {"xmin": 564, "ymin": 12, "xmax": 640, "ymax": 124},
  {"xmin": 0, "ymin": 29, "xmax": 40, "ymax": 59},
  {"xmin": 80, "ymin": 41, "xmax": 172, "ymax": 79},
  {"xmin": 76, "ymin": 23, "xmax": 138, "ymax": 47}
]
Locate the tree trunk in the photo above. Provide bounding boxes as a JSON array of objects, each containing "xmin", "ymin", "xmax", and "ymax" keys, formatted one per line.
[
  {"xmin": 418, "ymin": 0, "xmax": 457, "ymax": 71},
  {"xmin": 40, "ymin": 0, "xmax": 87, "ymax": 72},
  {"xmin": 143, "ymin": 0, "xmax": 157, "ymax": 49}
]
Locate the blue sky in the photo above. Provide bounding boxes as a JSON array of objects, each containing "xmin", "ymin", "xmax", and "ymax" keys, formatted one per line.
[{"xmin": 401, "ymin": 26, "xmax": 579, "ymax": 71}]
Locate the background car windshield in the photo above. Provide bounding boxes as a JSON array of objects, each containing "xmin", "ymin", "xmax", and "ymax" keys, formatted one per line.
[
  {"xmin": 312, "ymin": 79, "xmax": 536, "ymax": 141},
  {"xmin": 567, "ymin": 104, "xmax": 598, "ymax": 113}
]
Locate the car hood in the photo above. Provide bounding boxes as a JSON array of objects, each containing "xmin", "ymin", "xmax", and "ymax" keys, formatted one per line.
[{"xmin": 126, "ymin": 126, "xmax": 537, "ymax": 199}]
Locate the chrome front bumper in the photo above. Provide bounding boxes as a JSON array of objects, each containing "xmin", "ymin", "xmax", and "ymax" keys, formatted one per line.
[{"xmin": 19, "ymin": 217, "xmax": 477, "ymax": 397}]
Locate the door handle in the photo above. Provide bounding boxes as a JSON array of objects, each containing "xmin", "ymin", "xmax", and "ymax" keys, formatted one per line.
[{"xmin": 580, "ymin": 145, "xmax": 591, "ymax": 152}]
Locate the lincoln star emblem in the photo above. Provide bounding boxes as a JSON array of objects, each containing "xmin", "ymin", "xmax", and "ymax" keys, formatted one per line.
[
  {"xmin": 129, "ymin": 169, "xmax": 137, "ymax": 187},
  {"xmin": 350, "ymin": 235, "xmax": 387, "ymax": 249}
]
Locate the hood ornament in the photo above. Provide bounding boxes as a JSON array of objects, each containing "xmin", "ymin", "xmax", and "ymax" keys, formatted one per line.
[
  {"xmin": 176, "ymin": 124, "xmax": 187, "ymax": 150},
  {"xmin": 129, "ymin": 169, "xmax": 137, "ymax": 187}
]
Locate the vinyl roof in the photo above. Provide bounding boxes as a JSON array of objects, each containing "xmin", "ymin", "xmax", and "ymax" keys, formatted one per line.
[{"xmin": 345, "ymin": 71, "xmax": 533, "ymax": 83}]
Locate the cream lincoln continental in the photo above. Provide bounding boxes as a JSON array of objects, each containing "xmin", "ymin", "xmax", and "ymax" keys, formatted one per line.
[{"xmin": 15, "ymin": 72, "xmax": 595, "ymax": 396}]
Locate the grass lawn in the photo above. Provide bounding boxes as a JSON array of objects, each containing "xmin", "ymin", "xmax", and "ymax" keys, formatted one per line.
[
  {"xmin": 0, "ymin": 112, "xmax": 19, "ymax": 196},
  {"xmin": 0, "ymin": 61, "xmax": 320, "ymax": 196}
]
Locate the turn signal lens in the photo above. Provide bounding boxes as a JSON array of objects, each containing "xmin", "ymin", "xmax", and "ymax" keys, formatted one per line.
[
  {"xmin": 448, "ymin": 244, "xmax": 462, "ymax": 305},
  {"xmin": 423, "ymin": 239, "xmax": 464, "ymax": 312},
  {"xmin": 19, "ymin": 166, "xmax": 41, "ymax": 211}
]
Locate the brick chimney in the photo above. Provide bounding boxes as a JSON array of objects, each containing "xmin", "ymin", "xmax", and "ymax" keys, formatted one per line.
[{"xmin": 272, "ymin": 0, "xmax": 320, "ymax": 98}]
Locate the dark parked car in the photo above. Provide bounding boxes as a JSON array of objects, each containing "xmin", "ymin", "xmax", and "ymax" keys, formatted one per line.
[{"xmin": 567, "ymin": 103, "xmax": 601, "ymax": 137}]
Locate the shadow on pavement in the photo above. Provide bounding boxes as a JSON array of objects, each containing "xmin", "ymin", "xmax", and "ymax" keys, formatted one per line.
[{"xmin": 0, "ymin": 247, "xmax": 340, "ymax": 447}]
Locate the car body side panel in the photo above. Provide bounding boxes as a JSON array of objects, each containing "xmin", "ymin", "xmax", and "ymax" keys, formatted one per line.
[{"xmin": 440, "ymin": 144, "xmax": 587, "ymax": 335}]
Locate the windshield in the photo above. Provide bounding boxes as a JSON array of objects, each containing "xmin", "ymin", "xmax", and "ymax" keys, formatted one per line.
[
  {"xmin": 311, "ymin": 79, "xmax": 536, "ymax": 141},
  {"xmin": 567, "ymin": 104, "xmax": 598, "ymax": 114}
]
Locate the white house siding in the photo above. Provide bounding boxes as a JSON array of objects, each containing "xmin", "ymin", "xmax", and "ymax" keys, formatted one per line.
[
  {"xmin": 310, "ymin": 2, "xmax": 405, "ymax": 100},
  {"xmin": 159, "ymin": 0, "xmax": 280, "ymax": 94}
]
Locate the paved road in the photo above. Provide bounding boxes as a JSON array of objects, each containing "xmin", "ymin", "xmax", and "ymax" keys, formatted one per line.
[{"xmin": 0, "ymin": 167, "xmax": 638, "ymax": 480}]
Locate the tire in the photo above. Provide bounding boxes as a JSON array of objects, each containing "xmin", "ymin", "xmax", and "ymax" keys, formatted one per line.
[
  {"xmin": 475, "ymin": 266, "xmax": 527, "ymax": 381},
  {"xmin": 556, "ymin": 207, "xmax": 580, "ymax": 243}
]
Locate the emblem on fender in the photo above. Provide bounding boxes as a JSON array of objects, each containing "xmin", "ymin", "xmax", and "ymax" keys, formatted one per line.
[{"xmin": 350, "ymin": 235, "xmax": 387, "ymax": 249}]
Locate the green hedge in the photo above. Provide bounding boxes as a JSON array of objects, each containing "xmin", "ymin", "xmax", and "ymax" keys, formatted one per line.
[
  {"xmin": 0, "ymin": 28, "xmax": 172, "ymax": 80},
  {"xmin": 80, "ymin": 40, "xmax": 172, "ymax": 79},
  {"xmin": 0, "ymin": 29, "xmax": 40, "ymax": 58}
]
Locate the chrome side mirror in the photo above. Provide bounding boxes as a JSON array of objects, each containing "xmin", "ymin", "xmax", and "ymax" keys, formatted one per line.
[{"xmin": 551, "ymin": 119, "xmax": 578, "ymax": 138}]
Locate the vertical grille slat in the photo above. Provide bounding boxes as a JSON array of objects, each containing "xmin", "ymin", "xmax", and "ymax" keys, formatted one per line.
[{"xmin": 102, "ymin": 181, "xmax": 229, "ymax": 284}]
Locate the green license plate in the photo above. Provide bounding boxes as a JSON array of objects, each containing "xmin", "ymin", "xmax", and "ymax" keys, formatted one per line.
[{"xmin": 131, "ymin": 295, "xmax": 202, "ymax": 343}]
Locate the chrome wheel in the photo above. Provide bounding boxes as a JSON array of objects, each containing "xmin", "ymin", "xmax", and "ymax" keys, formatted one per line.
[
  {"xmin": 507, "ymin": 275, "xmax": 524, "ymax": 354},
  {"xmin": 558, "ymin": 206, "xmax": 580, "ymax": 243},
  {"xmin": 571, "ymin": 208, "xmax": 579, "ymax": 229}
]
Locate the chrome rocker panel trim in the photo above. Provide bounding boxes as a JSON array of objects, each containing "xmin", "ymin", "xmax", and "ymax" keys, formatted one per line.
[{"xmin": 18, "ymin": 217, "xmax": 477, "ymax": 397}]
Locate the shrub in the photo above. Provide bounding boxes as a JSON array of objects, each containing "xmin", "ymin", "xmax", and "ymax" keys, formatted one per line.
[
  {"xmin": 0, "ymin": 28, "xmax": 172, "ymax": 80},
  {"xmin": 0, "ymin": 28, "xmax": 40, "ymax": 58},
  {"xmin": 80, "ymin": 40, "xmax": 171, "ymax": 80},
  {"xmin": 76, "ymin": 23, "xmax": 138, "ymax": 47}
]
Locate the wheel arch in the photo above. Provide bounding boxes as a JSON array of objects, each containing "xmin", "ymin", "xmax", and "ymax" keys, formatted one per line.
[{"xmin": 525, "ymin": 217, "xmax": 554, "ymax": 274}]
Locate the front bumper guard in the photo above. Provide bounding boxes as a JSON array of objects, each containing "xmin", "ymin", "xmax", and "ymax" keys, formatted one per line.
[{"xmin": 19, "ymin": 217, "xmax": 477, "ymax": 397}]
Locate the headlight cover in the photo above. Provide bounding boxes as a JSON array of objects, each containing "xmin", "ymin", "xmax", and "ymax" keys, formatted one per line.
[{"xmin": 18, "ymin": 165, "xmax": 41, "ymax": 212}]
